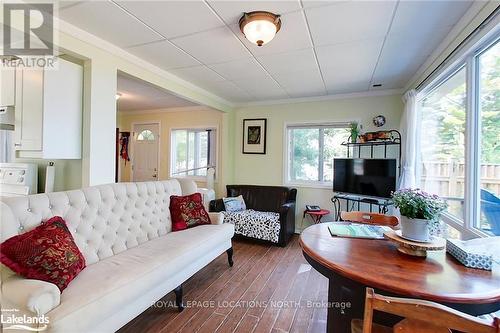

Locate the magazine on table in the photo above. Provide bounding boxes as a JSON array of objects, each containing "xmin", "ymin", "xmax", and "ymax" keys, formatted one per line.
[{"xmin": 328, "ymin": 222, "xmax": 392, "ymax": 240}]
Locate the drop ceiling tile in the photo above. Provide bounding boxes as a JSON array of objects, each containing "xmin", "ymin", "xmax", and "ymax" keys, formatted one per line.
[
  {"xmin": 170, "ymin": 65, "xmax": 226, "ymax": 86},
  {"xmin": 207, "ymin": 0, "xmax": 301, "ymax": 25},
  {"xmin": 316, "ymin": 39, "xmax": 383, "ymax": 92},
  {"xmin": 229, "ymin": 11, "xmax": 312, "ymax": 56},
  {"xmin": 232, "ymin": 76, "xmax": 288, "ymax": 99},
  {"xmin": 275, "ymin": 68, "xmax": 327, "ymax": 97},
  {"xmin": 390, "ymin": 1, "xmax": 473, "ymax": 38},
  {"xmin": 171, "ymin": 26, "xmax": 250, "ymax": 64},
  {"xmin": 327, "ymin": 81, "xmax": 370, "ymax": 95},
  {"xmin": 256, "ymin": 48, "xmax": 318, "ymax": 77},
  {"xmin": 208, "ymin": 57, "xmax": 269, "ymax": 81},
  {"xmin": 372, "ymin": 26, "xmax": 452, "ymax": 89},
  {"xmin": 301, "ymin": 0, "xmax": 351, "ymax": 9},
  {"xmin": 305, "ymin": 1, "xmax": 396, "ymax": 46},
  {"xmin": 116, "ymin": 1, "xmax": 224, "ymax": 39},
  {"xmin": 248, "ymin": 88, "xmax": 289, "ymax": 100},
  {"xmin": 202, "ymin": 80, "xmax": 253, "ymax": 102},
  {"xmin": 58, "ymin": 1, "xmax": 163, "ymax": 48},
  {"xmin": 127, "ymin": 40, "xmax": 200, "ymax": 70}
]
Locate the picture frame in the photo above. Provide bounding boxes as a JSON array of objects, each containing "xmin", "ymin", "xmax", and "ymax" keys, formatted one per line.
[{"xmin": 242, "ymin": 118, "xmax": 267, "ymax": 154}]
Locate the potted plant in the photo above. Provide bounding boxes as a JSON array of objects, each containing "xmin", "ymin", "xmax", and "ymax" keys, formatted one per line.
[
  {"xmin": 391, "ymin": 188, "xmax": 448, "ymax": 242},
  {"xmin": 349, "ymin": 123, "xmax": 362, "ymax": 143}
]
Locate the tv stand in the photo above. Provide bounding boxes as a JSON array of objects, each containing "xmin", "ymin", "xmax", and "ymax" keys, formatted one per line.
[{"xmin": 331, "ymin": 193, "xmax": 393, "ymax": 220}]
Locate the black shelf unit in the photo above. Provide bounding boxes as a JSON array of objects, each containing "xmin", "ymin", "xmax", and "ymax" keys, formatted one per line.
[
  {"xmin": 332, "ymin": 129, "xmax": 401, "ymax": 220},
  {"xmin": 331, "ymin": 194, "xmax": 393, "ymax": 220},
  {"xmin": 341, "ymin": 129, "xmax": 402, "ymax": 175}
]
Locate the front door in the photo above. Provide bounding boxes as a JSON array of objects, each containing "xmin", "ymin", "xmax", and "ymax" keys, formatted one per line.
[{"xmin": 132, "ymin": 123, "xmax": 159, "ymax": 181}]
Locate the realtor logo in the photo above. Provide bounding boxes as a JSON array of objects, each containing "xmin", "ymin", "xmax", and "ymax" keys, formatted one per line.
[{"xmin": 3, "ymin": 3, "xmax": 54, "ymax": 56}]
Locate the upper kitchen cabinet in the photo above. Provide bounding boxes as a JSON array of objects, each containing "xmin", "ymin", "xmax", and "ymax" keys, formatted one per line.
[
  {"xmin": 0, "ymin": 68, "xmax": 16, "ymax": 106},
  {"xmin": 15, "ymin": 58, "xmax": 83, "ymax": 159}
]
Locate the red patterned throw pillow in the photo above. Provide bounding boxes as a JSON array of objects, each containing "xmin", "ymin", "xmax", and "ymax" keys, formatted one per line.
[
  {"xmin": 0, "ymin": 216, "xmax": 86, "ymax": 292},
  {"xmin": 170, "ymin": 193, "xmax": 211, "ymax": 231}
]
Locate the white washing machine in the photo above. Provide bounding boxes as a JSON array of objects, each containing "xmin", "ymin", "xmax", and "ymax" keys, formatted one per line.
[{"xmin": 0, "ymin": 163, "xmax": 38, "ymax": 197}]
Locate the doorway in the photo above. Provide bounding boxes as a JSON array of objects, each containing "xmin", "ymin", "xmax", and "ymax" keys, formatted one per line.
[{"xmin": 132, "ymin": 123, "xmax": 159, "ymax": 181}]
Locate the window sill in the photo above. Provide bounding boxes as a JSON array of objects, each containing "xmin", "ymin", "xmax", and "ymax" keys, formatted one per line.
[{"xmin": 441, "ymin": 213, "xmax": 490, "ymax": 240}]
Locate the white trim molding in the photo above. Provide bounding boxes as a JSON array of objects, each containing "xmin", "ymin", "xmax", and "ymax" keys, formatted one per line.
[{"xmin": 236, "ymin": 89, "xmax": 403, "ymax": 108}]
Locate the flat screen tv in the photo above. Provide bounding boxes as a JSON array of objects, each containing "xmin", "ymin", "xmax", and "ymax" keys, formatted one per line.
[{"xmin": 333, "ymin": 158, "xmax": 397, "ymax": 198}]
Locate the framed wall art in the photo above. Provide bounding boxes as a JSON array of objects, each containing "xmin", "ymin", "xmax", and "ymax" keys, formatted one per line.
[{"xmin": 242, "ymin": 118, "xmax": 267, "ymax": 154}]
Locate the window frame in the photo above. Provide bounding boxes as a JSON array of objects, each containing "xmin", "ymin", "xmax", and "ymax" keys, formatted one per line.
[
  {"xmin": 283, "ymin": 121, "xmax": 353, "ymax": 188},
  {"xmin": 169, "ymin": 126, "xmax": 218, "ymax": 182},
  {"xmin": 416, "ymin": 31, "xmax": 500, "ymax": 239}
]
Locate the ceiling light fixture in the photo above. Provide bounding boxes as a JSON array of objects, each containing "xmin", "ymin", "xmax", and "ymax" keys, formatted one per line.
[{"xmin": 239, "ymin": 11, "xmax": 281, "ymax": 47}]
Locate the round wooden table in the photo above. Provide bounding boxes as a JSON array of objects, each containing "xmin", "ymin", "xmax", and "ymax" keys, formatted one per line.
[{"xmin": 299, "ymin": 223, "xmax": 500, "ymax": 333}]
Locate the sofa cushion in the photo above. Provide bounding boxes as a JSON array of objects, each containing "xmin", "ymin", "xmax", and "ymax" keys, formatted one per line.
[
  {"xmin": 222, "ymin": 209, "xmax": 280, "ymax": 243},
  {"xmin": 223, "ymin": 195, "xmax": 246, "ymax": 212},
  {"xmin": 0, "ymin": 216, "xmax": 86, "ymax": 291},
  {"xmin": 170, "ymin": 193, "xmax": 211, "ymax": 231}
]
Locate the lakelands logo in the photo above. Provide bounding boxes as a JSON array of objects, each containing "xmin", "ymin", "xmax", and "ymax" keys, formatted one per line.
[
  {"xmin": 2, "ymin": 2, "xmax": 57, "ymax": 69},
  {"xmin": 1, "ymin": 308, "xmax": 49, "ymax": 331}
]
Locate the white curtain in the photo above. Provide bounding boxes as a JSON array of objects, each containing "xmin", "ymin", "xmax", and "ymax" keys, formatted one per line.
[
  {"xmin": 399, "ymin": 89, "xmax": 418, "ymax": 189},
  {"xmin": 0, "ymin": 130, "xmax": 14, "ymax": 163}
]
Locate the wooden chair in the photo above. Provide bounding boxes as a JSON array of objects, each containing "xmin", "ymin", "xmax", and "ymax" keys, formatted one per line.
[
  {"xmin": 352, "ymin": 288, "xmax": 500, "ymax": 333},
  {"xmin": 340, "ymin": 211, "xmax": 399, "ymax": 227}
]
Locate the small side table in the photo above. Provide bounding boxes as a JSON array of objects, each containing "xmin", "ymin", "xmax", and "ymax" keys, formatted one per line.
[{"xmin": 304, "ymin": 209, "xmax": 330, "ymax": 224}]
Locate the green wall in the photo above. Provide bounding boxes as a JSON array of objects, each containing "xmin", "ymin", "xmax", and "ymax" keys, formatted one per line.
[{"xmin": 232, "ymin": 93, "xmax": 404, "ymax": 231}]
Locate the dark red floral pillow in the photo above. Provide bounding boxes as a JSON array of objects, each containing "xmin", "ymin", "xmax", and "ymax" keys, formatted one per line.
[
  {"xmin": 0, "ymin": 216, "xmax": 86, "ymax": 292},
  {"xmin": 170, "ymin": 193, "xmax": 211, "ymax": 231}
]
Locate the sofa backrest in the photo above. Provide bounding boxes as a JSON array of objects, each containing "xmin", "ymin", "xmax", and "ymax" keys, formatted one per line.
[
  {"xmin": 226, "ymin": 185, "xmax": 297, "ymax": 213},
  {"xmin": 0, "ymin": 180, "xmax": 182, "ymax": 266}
]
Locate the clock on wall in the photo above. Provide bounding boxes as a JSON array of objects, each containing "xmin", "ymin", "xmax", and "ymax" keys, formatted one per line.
[{"xmin": 373, "ymin": 115, "xmax": 386, "ymax": 127}]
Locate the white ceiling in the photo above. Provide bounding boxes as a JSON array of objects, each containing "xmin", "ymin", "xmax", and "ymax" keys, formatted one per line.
[
  {"xmin": 58, "ymin": 0, "xmax": 474, "ymax": 103},
  {"xmin": 117, "ymin": 73, "xmax": 199, "ymax": 111}
]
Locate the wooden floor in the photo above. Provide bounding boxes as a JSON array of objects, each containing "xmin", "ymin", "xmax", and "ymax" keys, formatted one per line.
[{"xmin": 119, "ymin": 236, "xmax": 329, "ymax": 333}]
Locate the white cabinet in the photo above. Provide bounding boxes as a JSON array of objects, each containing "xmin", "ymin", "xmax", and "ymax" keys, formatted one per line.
[
  {"xmin": 0, "ymin": 68, "xmax": 16, "ymax": 106},
  {"xmin": 15, "ymin": 58, "xmax": 83, "ymax": 159}
]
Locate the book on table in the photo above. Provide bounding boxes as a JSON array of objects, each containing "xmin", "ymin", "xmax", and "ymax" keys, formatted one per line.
[{"xmin": 328, "ymin": 222, "xmax": 392, "ymax": 240}]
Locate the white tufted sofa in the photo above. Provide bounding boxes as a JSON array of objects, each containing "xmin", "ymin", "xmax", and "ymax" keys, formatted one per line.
[{"xmin": 0, "ymin": 179, "xmax": 234, "ymax": 332}]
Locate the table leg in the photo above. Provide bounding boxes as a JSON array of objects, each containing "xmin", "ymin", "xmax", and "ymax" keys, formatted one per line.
[{"xmin": 327, "ymin": 277, "xmax": 366, "ymax": 333}]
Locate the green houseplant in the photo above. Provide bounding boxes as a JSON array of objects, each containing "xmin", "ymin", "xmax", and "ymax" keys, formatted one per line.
[
  {"xmin": 349, "ymin": 123, "xmax": 361, "ymax": 143},
  {"xmin": 392, "ymin": 188, "xmax": 448, "ymax": 241}
]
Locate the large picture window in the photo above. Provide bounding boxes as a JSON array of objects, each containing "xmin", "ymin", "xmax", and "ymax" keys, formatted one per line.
[
  {"xmin": 417, "ymin": 36, "xmax": 499, "ymax": 237},
  {"xmin": 170, "ymin": 128, "xmax": 216, "ymax": 178},
  {"xmin": 419, "ymin": 66, "xmax": 466, "ymax": 220},
  {"xmin": 285, "ymin": 124, "xmax": 349, "ymax": 185}
]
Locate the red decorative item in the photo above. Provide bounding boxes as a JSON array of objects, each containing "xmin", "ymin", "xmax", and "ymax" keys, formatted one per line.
[
  {"xmin": 120, "ymin": 132, "xmax": 130, "ymax": 165},
  {"xmin": 170, "ymin": 193, "xmax": 211, "ymax": 231},
  {"xmin": 0, "ymin": 216, "xmax": 86, "ymax": 292}
]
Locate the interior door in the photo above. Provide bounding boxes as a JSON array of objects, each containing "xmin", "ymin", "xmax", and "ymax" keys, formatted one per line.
[{"xmin": 132, "ymin": 123, "xmax": 159, "ymax": 181}]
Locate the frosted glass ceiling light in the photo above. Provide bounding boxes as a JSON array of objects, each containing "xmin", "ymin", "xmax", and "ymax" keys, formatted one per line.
[{"xmin": 239, "ymin": 11, "xmax": 281, "ymax": 47}]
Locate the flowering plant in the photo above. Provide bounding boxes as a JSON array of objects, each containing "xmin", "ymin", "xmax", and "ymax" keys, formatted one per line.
[{"xmin": 391, "ymin": 188, "xmax": 448, "ymax": 221}]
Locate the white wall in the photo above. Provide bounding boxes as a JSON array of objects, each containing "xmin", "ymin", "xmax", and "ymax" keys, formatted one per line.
[{"xmin": 233, "ymin": 93, "xmax": 404, "ymax": 231}]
